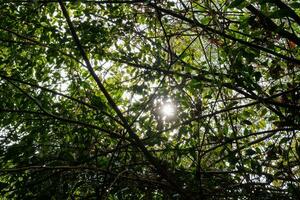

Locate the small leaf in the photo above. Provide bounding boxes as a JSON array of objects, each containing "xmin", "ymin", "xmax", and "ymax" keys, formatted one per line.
[
  {"xmin": 226, "ymin": 101, "xmax": 238, "ymax": 109},
  {"xmin": 91, "ymin": 95, "xmax": 105, "ymax": 109},
  {"xmin": 59, "ymin": 151, "xmax": 74, "ymax": 161},
  {"xmin": 290, "ymin": 2, "xmax": 300, "ymax": 8},
  {"xmin": 258, "ymin": 120, "xmax": 266, "ymax": 128},
  {"xmin": 229, "ymin": 0, "xmax": 246, "ymax": 8},
  {"xmin": 200, "ymin": 17, "xmax": 211, "ymax": 25},
  {"xmin": 265, "ymin": 174, "xmax": 274, "ymax": 183},
  {"xmin": 279, "ymin": 137, "xmax": 291, "ymax": 144},
  {"xmin": 269, "ymin": 9, "xmax": 289, "ymax": 19},
  {"xmin": 260, "ymin": 108, "xmax": 268, "ymax": 117},
  {"xmin": 251, "ymin": 160, "xmax": 262, "ymax": 173},
  {"xmin": 246, "ymin": 148, "xmax": 256, "ymax": 155},
  {"xmin": 296, "ymin": 141, "xmax": 300, "ymax": 158},
  {"xmin": 0, "ymin": 182, "xmax": 9, "ymax": 190},
  {"xmin": 227, "ymin": 152, "xmax": 238, "ymax": 164},
  {"xmin": 242, "ymin": 119, "xmax": 252, "ymax": 125},
  {"xmin": 254, "ymin": 71, "xmax": 262, "ymax": 81}
]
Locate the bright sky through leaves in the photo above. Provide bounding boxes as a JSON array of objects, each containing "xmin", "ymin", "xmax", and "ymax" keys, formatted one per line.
[
  {"xmin": 161, "ymin": 102, "xmax": 176, "ymax": 117},
  {"xmin": 0, "ymin": 0, "xmax": 299, "ymax": 199}
]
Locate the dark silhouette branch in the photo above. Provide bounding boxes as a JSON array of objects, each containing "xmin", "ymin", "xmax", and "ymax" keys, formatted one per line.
[
  {"xmin": 272, "ymin": 0, "xmax": 300, "ymax": 26},
  {"xmin": 246, "ymin": 4, "xmax": 300, "ymax": 46},
  {"xmin": 58, "ymin": 1, "xmax": 193, "ymax": 198},
  {"xmin": 0, "ymin": 74, "xmax": 123, "ymax": 125},
  {"xmin": 148, "ymin": 3, "xmax": 300, "ymax": 64},
  {"xmin": 0, "ymin": 108, "xmax": 122, "ymax": 139}
]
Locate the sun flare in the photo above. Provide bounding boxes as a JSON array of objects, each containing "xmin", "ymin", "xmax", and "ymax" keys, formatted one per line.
[{"xmin": 161, "ymin": 103, "xmax": 176, "ymax": 117}]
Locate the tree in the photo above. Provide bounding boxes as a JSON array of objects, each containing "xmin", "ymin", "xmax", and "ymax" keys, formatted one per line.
[{"xmin": 0, "ymin": 0, "xmax": 299, "ymax": 199}]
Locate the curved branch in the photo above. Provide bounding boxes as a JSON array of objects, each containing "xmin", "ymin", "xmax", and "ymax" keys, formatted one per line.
[
  {"xmin": 0, "ymin": 74, "xmax": 123, "ymax": 125},
  {"xmin": 0, "ymin": 108, "xmax": 122, "ymax": 139},
  {"xmin": 148, "ymin": 3, "xmax": 300, "ymax": 64},
  {"xmin": 58, "ymin": 1, "xmax": 192, "ymax": 198}
]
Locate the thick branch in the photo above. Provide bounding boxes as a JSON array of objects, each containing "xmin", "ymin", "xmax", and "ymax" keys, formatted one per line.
[
  {"xmin": 58, "ymin": 1, "xmax": 192, "ymax": 198},
  {"xmin": 272, "ymin": 0, "xmax": 300, "ymax": 26},
  {"xmin": 246, "ymin": 4, "xmax": 300, "ymax": 46}
]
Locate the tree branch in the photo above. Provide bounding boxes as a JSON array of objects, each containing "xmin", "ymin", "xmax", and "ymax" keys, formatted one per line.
[
  {"xmin": 148, "ymin": 3, "xmax": 300, "ymax": 64},
  {"xmin": 58, "ymin": 1, "xmax": 192, "ymax": 198}
]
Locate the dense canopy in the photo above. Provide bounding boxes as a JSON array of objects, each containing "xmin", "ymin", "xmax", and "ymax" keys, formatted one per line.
[{"xmin": 0, "ymin": 0, "xmax": 299, "ymax": 199}]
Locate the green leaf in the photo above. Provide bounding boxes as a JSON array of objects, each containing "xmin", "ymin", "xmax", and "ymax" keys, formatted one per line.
[
  {"xmin": 296, "ymin": 141, "xmax": 300, "ymax": 158},
  {"xmin": 245, "ymin": 148, "xmax": 256, "ymax": 155},
  {"xmin": 290, "ymin": 2, "xmax": 300, "ymax": 8},
  {"xmin": 279, "ymin": 137, "xmax": 291, "ymax": 144},
  {"xmin": 59, "ymin": 151, "xmax": 74, "ymax": 162},
  {"xmin": 242, "ymin": 119, "xmax": 252, "ymax": 125},
  {"xmin": 226, "ymin": 101, "xmax": 238, "ymax": 109},
  {"xmin": 269, "ymin": 9, "xmax": 290, "ymax": 18},
  {"xmin": 254, "ymin": 71, "xmax": 262, "ymax": 81},
  {"xmin": 227, "ymin": 152, "xmax": 238, "ymax": 164},
  {"xmin": 229, "ymin": 0, "xmax": 247, "ymax": 8},
  {"xmin": 91, "ymin": 95, "xmax": 105, "ymax": 109},
  {"xmin": 260, "ymin": 108, "xmax": 268, "ymax": 117},
  {"xmin": 251, "ymin": 160, "xmax": 262, "ymax": 173},
  {"xmin": 0, "ymin": 1, "xmax": 298, "ymax": 197}
]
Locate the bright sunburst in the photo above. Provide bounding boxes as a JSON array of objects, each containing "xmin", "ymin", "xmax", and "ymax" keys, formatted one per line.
[{"xmin": 161, "ymin": 102, "xmax": 176, "ymax": 117}]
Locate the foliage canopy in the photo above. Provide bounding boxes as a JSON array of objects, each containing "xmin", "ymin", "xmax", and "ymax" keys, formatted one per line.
[{"xmin": 0, "ymin": 0, "xmax": 299, "ymax": 199}]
